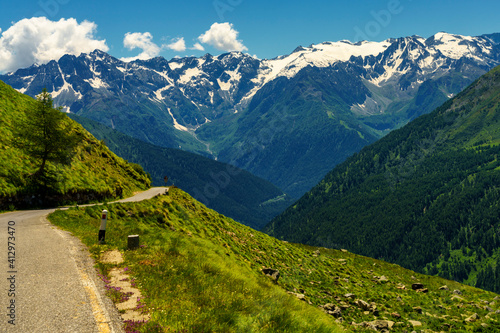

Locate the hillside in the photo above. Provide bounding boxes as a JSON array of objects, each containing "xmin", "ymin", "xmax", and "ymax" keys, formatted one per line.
[
  {"xmin": 69, "ymin": 113, "xmax": 293, "ymax": 230},
  {"xmin": 0, "ymin": 80, "xmax": 150, "ymax": 209},
  {"xmin": 265, "ymin": 65, "xmax": 500, "ymax": 292},
  {"xmin": 49, "ymin": 187, "xmax": 500, "ymax": 332}
]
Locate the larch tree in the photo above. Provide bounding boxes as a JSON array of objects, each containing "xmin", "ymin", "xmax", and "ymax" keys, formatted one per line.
[{"xmin": 13, "ymin": 88, "xmax": 81, "ymax": 188}]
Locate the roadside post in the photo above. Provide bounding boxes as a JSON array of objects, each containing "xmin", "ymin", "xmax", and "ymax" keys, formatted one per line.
[
  {"xmin": 128, "ymin": 235, "xmax": 140, "ymax": 249},
  {"xmin": 98, "ymin": 210, "xmax": 108, "ymax": 244}
]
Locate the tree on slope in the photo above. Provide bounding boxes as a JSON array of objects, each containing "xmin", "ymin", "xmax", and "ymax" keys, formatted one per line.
[{"xmin": 13, "ymin": 88, "xmax": 81, "ymax": 189}]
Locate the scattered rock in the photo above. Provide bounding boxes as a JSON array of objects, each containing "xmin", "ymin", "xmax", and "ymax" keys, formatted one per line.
[
  {"xmin": 355, "ymin": 299, "xmax": 371, "ymax": 311},
  {"xmin": 328, "ymin": 308, "xmax": 342, "ymax": 318},
  {"xmin": 288, "ymin": 292, "xmax": 306, "ymax": 301},
  {"xmin": 408, "ymin": 320, "xmax": 422, "ymax": 327},
  {"xmin": 322, "ymin": 303, "xmax": 336, "ymax": 311},
  {"xmin": 377, "ymin": 275, "xmax": 389, "ymax": 284},
  {"xmin": 453, "ymin": 289, "xmax": 463, "ymax": 295},
  {"xmin": 341, "ymin": 249, "xmax": 348, "ymax": 253},
  {"xmin": 262, "ymin": 268, "xmax": 280, "ymax": 282},
  {"xmin": 108, "ymin": 267, "xmax": 150, "ymax": 322},
  {"xmin": 439, "ymin": 285, "xmax": 449, "ymax": 291},
  {"xmin": 321, "ymin": 303, "xmax": 342, "ymax": 318},
  {"xmin": 371, "ymin": 320, "xmax": 394, "ymax": 330},
  {"xmin": 100, "ymin": 250, "xmax": 124, "ymax": 265},
  {"xmin": 344, "ymin": 293, "xmax": 356, "ymax": 299},
  {"xmin": 465, "ymin": 313, "xmax": 479, "ymax": 323},
  {"xmin": 416, "ymin": 288, "xmax": 429, "ymax": 293},
  {"xmin": 370, "ymin": 320, "xmax": 388, "ymax": 330},
  {"xmin": 338, "ymin": 302, "xmax": 350, "ymax": 310},
  {"xmin": 353, "ymin": 320, "xmax": 394, "ymax": 332},
  {"xmin": 413, "ymin": 306, "xmax": 423, "ymax": 314},
  {"xmin": 391, "ymin": 312, "xmax": 401, "ymax": 318},
  {"xmin": 412, "ymin": 283, "xmax": 424, "ymax": 290}
]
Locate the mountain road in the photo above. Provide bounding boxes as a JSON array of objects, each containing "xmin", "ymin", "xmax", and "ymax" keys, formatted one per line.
[{"xmin": 0, "ymin": 187, "xmax": 168, "ymax": 332}]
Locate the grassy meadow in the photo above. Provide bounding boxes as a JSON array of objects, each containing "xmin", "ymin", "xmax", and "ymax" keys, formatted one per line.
[{"xmin": 49, "ymin": 188, "xmax": 500, "ymax": 332}]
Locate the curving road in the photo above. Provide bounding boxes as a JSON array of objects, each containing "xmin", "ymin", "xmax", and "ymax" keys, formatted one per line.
[{"xmin": 0, "ymin": 187, "xmax": 168, "ymax": 332}]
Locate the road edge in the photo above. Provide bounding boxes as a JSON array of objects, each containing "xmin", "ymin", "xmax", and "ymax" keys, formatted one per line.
[{"xmin": 43, "ymin": 213, "xmax": 125, "ymax": 333}]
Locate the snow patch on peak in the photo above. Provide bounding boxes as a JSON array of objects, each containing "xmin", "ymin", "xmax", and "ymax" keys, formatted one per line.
[
  {"xmin": 179, "ymin": 67, "xmax": 203, "ymax": 84},
  {"xmin": 309, "ymin": 40, "xmax": 390, "ymax": 61},
  {"xmin": 431, "ymin": 32, "xmax": 481, "ymax": 59},
  {"xmin": 168, "ymin": 61, "xmax": 183, "ymax": 70},
  {"xmin": 218, "ymin": 69, "xmax": 241, "ymax": 91},
  {"xmin": 86, "ymin": 76, "xmax": 109, "ymax": 89}
]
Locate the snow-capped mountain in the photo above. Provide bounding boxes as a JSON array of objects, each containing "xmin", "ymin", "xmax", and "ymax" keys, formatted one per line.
[{"xmin": 2, "ymin": 32, "xmax": 499, "ymax": 197}]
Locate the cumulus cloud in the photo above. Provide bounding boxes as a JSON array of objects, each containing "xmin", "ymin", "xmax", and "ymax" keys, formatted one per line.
[
  {"xmin": 0, "ymin": 17, "xmax": 108, "ymax": 73},
  {"xmin": 191, "ymin": 42, "xmax": 205, "ymax": 51},
  {"xmin": 121, "ymin": 32, "xmax": 162, "ymax": 62},
  {"xmin": 198, "ymin": 22, "xmax": 247, "ymax": 52},
  {"xmin": 167, "ymin": 37, "xmax": 186, "ymax": 52}
]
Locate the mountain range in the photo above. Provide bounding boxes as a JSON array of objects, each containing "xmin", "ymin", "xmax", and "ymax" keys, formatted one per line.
[{"xmin": 2, "ymin": 32, "xmax": 500, "ymax": 197}]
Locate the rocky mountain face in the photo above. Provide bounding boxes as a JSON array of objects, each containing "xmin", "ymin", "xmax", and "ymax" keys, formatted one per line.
[{"xmin": 2, "ymin": 32, "xmax": 499, "ymax": 197}]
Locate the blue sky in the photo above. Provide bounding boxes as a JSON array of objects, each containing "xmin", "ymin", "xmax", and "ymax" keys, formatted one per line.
[{"xmin": 0, "ymin": 0, "xmax": 499, "ymax": 72}]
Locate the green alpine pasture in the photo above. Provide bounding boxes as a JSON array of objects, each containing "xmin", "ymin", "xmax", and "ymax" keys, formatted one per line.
[{"xmin": 50, "ymin": 188, "xmax": 500, "ymax": 332}]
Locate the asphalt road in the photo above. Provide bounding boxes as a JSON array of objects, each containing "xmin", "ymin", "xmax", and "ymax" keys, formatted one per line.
[{"xmin": 0, "ymin": 187, "xmax": 168, "ymax": 332}]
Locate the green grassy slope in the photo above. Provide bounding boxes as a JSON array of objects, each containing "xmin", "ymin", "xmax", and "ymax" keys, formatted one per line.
[
  {"xmin": 50, "ymin": 188, "xmax": 500, "ymax": 332},
  {"xmin": 68, "ymin": 113, "xmax": 293, "ymax": 230},
  {"xmin": 265, "ymin": 65, "xmax": 500, "ymax": 292},
  {"xmin": 0, "ymin": 80, "xmax": 150, "ymax": 208}
]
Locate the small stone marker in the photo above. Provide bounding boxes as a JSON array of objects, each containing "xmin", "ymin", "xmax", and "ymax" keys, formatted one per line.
[{"xmin": 128, "ymin": 235, "xmax": 140, "ymax": 249}]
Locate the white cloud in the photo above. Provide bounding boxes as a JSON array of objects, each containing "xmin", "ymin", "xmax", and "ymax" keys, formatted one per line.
[
  {"xmin": 191, "ymin": 42, "xmax": 205, "ymax": 51},
  {"xmin": 198, "ymin": 22, "xmax": 247, "ymax": 52},
  {"xmin": 121, "ymin": 32, "xmax": 161, "ymax": 62},
  {"xmin": 167, "ymin": 37, "xmax": 186, "ymax": 52},
  {"xmin": 0, "ymin": 17, "xmax": 108, "ymax": 73}
]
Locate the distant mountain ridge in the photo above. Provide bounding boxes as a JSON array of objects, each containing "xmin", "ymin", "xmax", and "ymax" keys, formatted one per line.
[{"xmin": 2, "ymin": 32, "xmax": 500, "ymax": 197}]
